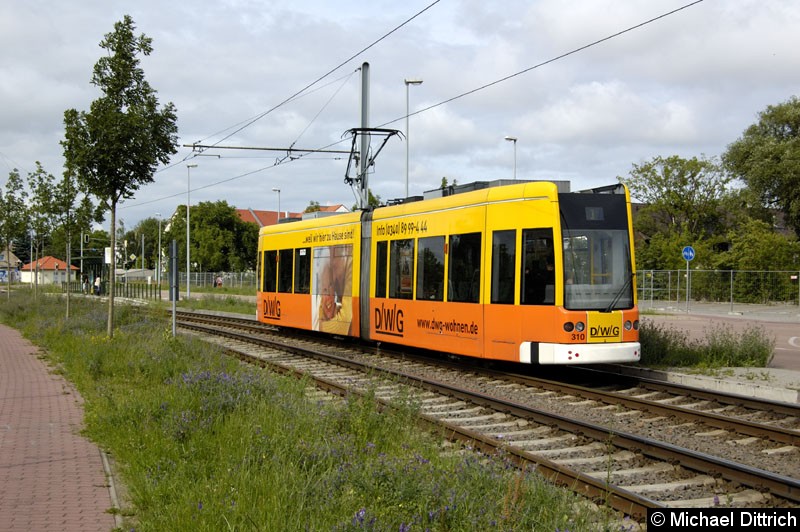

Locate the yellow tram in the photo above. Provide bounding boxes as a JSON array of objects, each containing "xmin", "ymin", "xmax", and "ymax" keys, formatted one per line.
[{"xmin": 256, "ymin": 181, "xmax": 640, "ymax": 364}]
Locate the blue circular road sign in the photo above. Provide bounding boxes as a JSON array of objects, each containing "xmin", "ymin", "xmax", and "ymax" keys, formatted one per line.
[{"xmin": 682, "ymin": 246, "xmax": 695, "ymax": 261}]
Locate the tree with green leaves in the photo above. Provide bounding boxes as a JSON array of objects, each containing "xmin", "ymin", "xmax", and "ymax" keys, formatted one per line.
[
  {"xmin": 304, "ymin": 200, "xmax": 321, "ymax": 213},
  {"xmin": 723, "ymin": 95, "xmax": 800, "ymax": 237},
  {"xmin": 121, "ymin": 217, "xmax": 162, "ymax": 270},
  {"xmin": 0, "ymin": 169, "xmax": 29, "ymax": 299},
  {"xmin": 52, "ymin": 169, "xmax": 100, "ymax": 317},
  {"xmin": 621, "ymin": 155, "xmax": 731, "ymax": 237},
  {"xmin": 62, "ymin": 15, "xmax": 178, "ymax": 337},
  {"xmin": 47, "ymin": 196, "xmax": 105, "ymax": 258},
  {"xmin": 27, "ymin": 162, "xmax": 58, "ymax": 296},
  {"xmin": 351, "ymin": 189, "xmax": 381, "ymax": 211},
  {"xmin": 619, "ymin": 155, "xmax": 732, "ymax": 269},
  {"xmin": 722, "ymin": 218, "xmax": 800, "ymax": 271},
  {"xmin": 165, "ymin": 201, "xmax": 258, "ymax": 272}
]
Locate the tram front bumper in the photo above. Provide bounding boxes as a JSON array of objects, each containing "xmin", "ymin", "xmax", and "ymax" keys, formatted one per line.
[{"xmin": 520, "ymin": 341, "xmax": 641, "ymax": 364}]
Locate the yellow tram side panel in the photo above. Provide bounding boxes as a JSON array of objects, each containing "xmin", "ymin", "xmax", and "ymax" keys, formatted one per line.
[
  {"xmin": 370, "ymin": 196, "xmax": 488, "ymax": 358},
  {"xmin": 369, "ymin": 181, "xmax": 564, "ymax": 360},
  {"xmin": 483, "ymin": 186, "xmax": 562, "ymax": 361},
  {"xmin": 257, "ymin": 213, "xmax": 362, "ymax": 337}
]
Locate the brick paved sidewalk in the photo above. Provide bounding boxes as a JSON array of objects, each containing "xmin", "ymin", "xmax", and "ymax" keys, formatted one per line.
[{"xmin": 0, "ymin": 324, "xmax": 117, "ymax": 532}]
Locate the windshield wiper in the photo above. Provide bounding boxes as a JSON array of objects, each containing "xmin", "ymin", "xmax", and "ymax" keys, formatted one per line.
[{"xmin": 604, "ymin": 272, "xmax": 635, "ymax": 313}]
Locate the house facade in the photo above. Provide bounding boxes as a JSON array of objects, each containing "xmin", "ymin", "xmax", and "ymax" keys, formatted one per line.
[
  {"xmin": 20, "ymin": 256, "xmax": 79, "ymax": 285},
  {"xmin": 0, "ymin": 247, "xmax": 22, "ymax": 283}
]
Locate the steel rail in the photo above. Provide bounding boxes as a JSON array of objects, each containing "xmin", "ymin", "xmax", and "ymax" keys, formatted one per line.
[{"xmin": 178, "ymin": 319, "xmax": 800, "ymax": 518}]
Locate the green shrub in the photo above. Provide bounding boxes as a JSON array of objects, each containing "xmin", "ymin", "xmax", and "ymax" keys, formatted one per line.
[{"xmin": 640, "ymin": 319, "xmax": 774, "ymax": 368}]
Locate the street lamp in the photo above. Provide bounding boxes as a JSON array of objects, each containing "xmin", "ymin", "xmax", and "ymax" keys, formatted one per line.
[
  {"xmin": 272, "ymin": 187, "xmax": 281, "ymax": 222},
  {"xmin": 186, "ymin": 163, "xmax": 197, "ymax": 298},
  {"xmin": 156, "ymin": 213, "xmax": 162, "ymax": 298},
  {"xmin": 404, "ymin": 78, "xmax": 423, "ymax": 198},
  {"xmin": 504, "ymin": 136, "xmax": 518, "ymax": 180}
]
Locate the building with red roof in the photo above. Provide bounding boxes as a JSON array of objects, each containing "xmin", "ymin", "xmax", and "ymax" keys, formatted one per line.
[
  {"xmin": 235, "ymin": 204, "xmax": 349, "ymax": 227},
  {"xmin": 20, "ymin": 256, "xmax": 79, "ymax": 285}
]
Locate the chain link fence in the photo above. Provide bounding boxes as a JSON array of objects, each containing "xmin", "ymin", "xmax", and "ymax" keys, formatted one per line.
[
  {"xmin": 181, "ymin": 271, "xmax": 258, "ymax": 290},
  {"xmin": 59, "ymin": 270, "xmax": 258, "ymax": 299},
  {"xmin": 637, "ymin": 270, "xmax": 800, "ymax": 309}
]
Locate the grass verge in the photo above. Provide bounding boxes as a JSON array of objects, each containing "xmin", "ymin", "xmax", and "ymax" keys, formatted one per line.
[
  {"xmin": 0, "ymin": 293, "xmax": 627, "ymax": 531},
  {"xmin": 639, "ymin": 319, "xmax": 774, "ymax": 368},
  {"xmin": 175, "ymin": 294, "xmax": 255, "ymax": 315}
]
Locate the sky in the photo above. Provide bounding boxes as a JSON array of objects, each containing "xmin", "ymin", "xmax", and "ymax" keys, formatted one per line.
[{"xmin": 2, "ymin": 0, "xmax": 799, "ymax": 231}]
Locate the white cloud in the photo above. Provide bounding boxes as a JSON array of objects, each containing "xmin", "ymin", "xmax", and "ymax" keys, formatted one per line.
[
  {"xmin": 1, "ymin": 0, "xmax": 798, "ymax": 228},
  {"xmin": 528, "ymin": 80, "xmax": 697, "ymax": 145}
]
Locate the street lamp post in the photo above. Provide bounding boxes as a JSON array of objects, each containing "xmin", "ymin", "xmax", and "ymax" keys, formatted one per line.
[
  {"xmin": 272, "ymin": 188, "xmax": 281, "ymax": 222},
  {"xmin": 156, "ymin": 213, "xmax": 162, "ymax": 299},
  {"xmin": 404, "ymin": 78, "xmax": 423, "ymax": 198},
  {"xmin": 504, "ymin": 136, "xmax": 518, "ymax": 180},
  {"xmin": 186, "ymin": 164, "xmax": 197, "ymax": 298}
]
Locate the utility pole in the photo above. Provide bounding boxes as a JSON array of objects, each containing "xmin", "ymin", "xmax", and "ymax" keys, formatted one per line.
[{"xmin": 358, "ymin": 62, "xmax": 370, "ymax": 209}]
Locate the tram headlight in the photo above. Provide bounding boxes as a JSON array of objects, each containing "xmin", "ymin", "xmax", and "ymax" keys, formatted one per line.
[
  {"xmin": 563, "ymin": 322, "xmax": 574, "ymax": 332},
  {"xmin": 633, "ymin": 320, "xmax": 640, "ymax": 330},
  {"xmin": 575, "ymin": 322, "xmax": 585, "ymax": 332},
  {"xmin": 624, "ymin": 320, "xmax": 632, "ymax": 331}
]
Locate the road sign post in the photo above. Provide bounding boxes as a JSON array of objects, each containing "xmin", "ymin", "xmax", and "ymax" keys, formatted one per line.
[{"xmin": 682, "ymin": 246, "xmax": 695, "ymax": 312}]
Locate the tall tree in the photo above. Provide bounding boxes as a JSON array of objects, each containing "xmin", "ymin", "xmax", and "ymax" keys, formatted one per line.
[
  {"xmin": 619, "ymin": 155, "xmax": 732, "ymax": 269},
  {"xmin": 620, "ymin": 155, "xmax": 731, "ymax": 238},
  {"xmin": 165, "ymin": 201, "xmax": 258, "ymax": 272},
  {"xmin": 122, "ymin": 217, "xmax": 162, "ymax": 270},
  {"xmin": 53, "ymin": 169, "xmax": 99, "ymax": 317},
  {"xmin": 723, "ymin": 96, "xmax": 800, "ymax": 237},
  {"xmin": 62, "ymin": 15, "xmax": 178, "ymax": 337},
  {"xmin": 0, "ymin": 170, "xmax": 29, "ymax": 299},
  {"xmin": 27, "ymin": 163, "xmax": 58, "ymax": 296}
]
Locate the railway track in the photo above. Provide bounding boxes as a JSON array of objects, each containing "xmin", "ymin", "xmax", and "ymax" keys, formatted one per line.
[
  {"xmin": 175, "ymin": 310, "xmax": 800, "ymax": 522},
  {"xmin": 178, "ymin": 311, "xmax": 800, "ymax": 465}
]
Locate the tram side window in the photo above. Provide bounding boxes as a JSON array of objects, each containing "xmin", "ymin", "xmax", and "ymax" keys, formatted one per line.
[
  {"xmin": 521, "ymin": 229, "xmax": 554, "ymax": 305},
  {"xmin": 491, "ymin": 230, "xmax": 516, "ymax": 304},
  {"xmin": 294, "ymin": 248, "xmax": 310, "ymax": 294},
  {"xmin": 448, "ymin": 232, "xmax": 481, "ymax": 303},
  {"xmin": 278, "ymin": 249, "xmax": 294, "ymax": 293},
  {"xmin": 263, "ymin": 250, "xmax": 277, "ymax": 292},
  {"xmin": 416, "ymin": 236, "xmax": 444, "ymax": 301},
  {"xmin": 375, "ymin": 241, "xmax": 388, "ymax": 298},
  {"xmin": 389, "ymin": 239, "xmax": 414, "ymax": 300}
]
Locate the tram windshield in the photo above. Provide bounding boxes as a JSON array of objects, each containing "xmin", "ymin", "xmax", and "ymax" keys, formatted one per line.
[{"xmin": 562, "ymin": 228, "xmax": 633, "ymax": 310}]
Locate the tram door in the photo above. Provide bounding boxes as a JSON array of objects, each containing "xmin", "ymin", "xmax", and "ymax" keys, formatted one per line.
[{"xmin": 485, "ymin": 228, "xmax": 518, "ymax": 360}]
